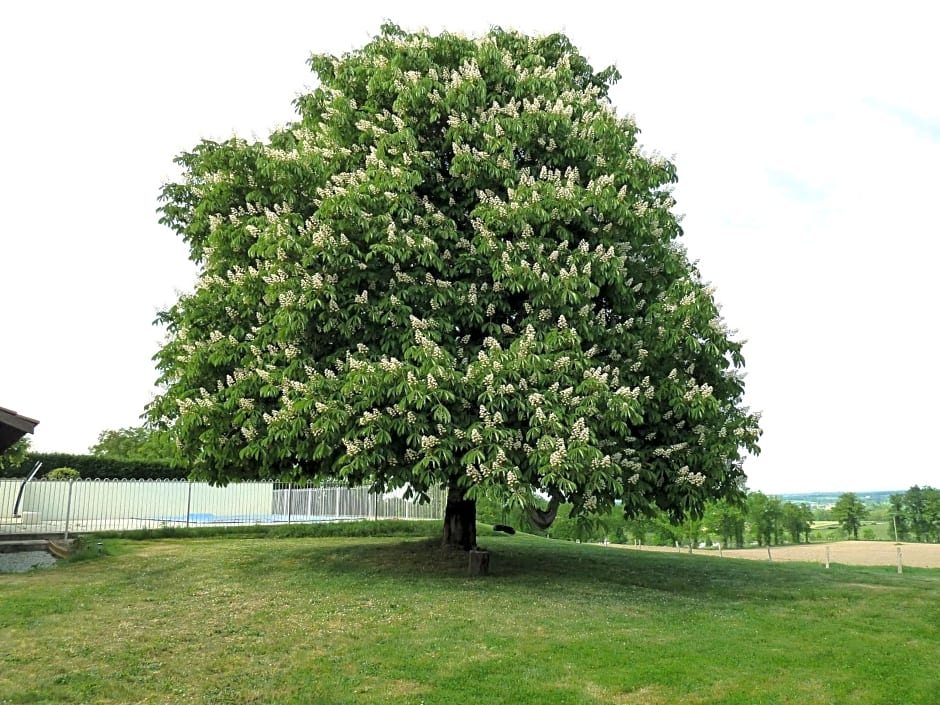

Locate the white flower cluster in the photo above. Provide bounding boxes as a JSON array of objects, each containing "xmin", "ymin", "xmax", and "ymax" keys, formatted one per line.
[
  {"xmin": 583, "ymin": 366, "xmax": 608, "ymax": 385},
  {"xmin": 570, "ymin": 417, "xmax": 590, "ymax": 443},
  {"xmin": 261, "ymin": 269, "xmax": 289, "ymax": 285},
  {"xmin": 549, "ymin": 438, "xmax": 567, "ymax": 468},
  {"xmin": 615, "ymin": 386, "xmax": 641, "ymax": 399},
  {"xmin": 652, "ymin": 442, "xmax": 689, "ymax": 459},
  {"xmin": 342, "ymin": 434, "xmax": 376, "ymax": 457},
  {"xmin": 479, "ymin": 405, "xmax": 503, "ymax": 429},
  {"xmin": 683, "ymin": 381, "xmax": 714, "ymax": 402},
  {"xmin": 677, "ymin": 465, "xmax": 707, "ymax": 487},
  {"xmin": 358, "ymin": 409, "xmax": 382, "ymax": 426}
]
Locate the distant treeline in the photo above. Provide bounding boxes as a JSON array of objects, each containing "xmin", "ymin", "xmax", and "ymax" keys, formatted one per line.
[{"xmin": 480, "ymin": 487, "xmax": 940, "ymax": 547}]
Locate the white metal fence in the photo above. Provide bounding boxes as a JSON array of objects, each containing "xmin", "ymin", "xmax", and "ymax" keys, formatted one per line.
[{"xmin": 0, "ymin": 478, "xmax": 446, "ymax": 537}]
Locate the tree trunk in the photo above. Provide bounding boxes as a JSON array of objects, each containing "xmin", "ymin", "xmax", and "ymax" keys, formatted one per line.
[{"xmin": 443, "ymin": 484, "xmax": 477, "ymax": 550}]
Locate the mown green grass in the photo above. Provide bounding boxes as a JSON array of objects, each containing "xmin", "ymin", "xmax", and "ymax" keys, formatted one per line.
[{"xmin": 2, "ymin": 523, "xmax": 938, "ymax": 704}]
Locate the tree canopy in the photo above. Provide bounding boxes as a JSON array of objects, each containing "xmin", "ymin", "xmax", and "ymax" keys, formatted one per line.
[
  {"xmin": 0, "ymin": 437, "xmax": 31, "ymax": 473},
  {"xmin": 89, "ymin": 425, "xmax": 175, "ymax": 462},
  {"xmin": 149, "ymin": 25, "xmax": 761, "ymax": 548}
]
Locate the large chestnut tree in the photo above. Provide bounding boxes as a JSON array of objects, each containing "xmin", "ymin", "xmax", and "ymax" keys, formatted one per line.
[{"xmin": 150, "ymin": 25, "xmax": 761, "ymax": 550}]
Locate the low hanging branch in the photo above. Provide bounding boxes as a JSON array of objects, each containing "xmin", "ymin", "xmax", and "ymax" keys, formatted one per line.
[{"xmin": 527, "ymin": 494, "xmax": 562, "ymax": 531}]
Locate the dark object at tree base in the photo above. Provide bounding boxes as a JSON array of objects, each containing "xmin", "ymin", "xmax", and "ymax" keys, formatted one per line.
[
  {"xmin": 468, "ymin": 549, "xmax": 490, "ymax": 576},
  {"xmin": 493, "ymin": 524, "xmax": 516, "ymax": 535}
]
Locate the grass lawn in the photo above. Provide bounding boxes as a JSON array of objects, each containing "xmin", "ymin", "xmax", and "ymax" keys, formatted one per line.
[
  {"xmin": 1, "ymin": 523, "xmax": 938, "ymax": 704},
  {"xmin": 811, "ymin": 520, "xmax": 896, "ymax": 542}
]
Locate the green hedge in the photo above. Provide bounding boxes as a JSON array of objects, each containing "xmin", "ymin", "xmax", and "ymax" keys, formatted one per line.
[{"xmin": 1, "ymin": 453, "xmax": 186, "ymax": 480}]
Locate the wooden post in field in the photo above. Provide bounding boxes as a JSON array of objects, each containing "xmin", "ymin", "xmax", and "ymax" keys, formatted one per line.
[
  {"xmin": 897, "ymin": 546, "xmax": 903, "ymax": 575},
  {"xmin": 718, "ymin": 542, "xmax": 723, "ymax": 558},
  {"xmin": 825, "ymin": 545, "xmax": 830, "ymax": 569}
]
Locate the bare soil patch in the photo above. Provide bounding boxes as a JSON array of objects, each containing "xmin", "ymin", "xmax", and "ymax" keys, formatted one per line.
[{"xmin": 619, "ymin": 541, "xmax": 940, "ymax": 568}]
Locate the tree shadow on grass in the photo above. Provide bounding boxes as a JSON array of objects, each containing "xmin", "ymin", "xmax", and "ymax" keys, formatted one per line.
[{"xmin": 245, "ymin": 529, "xmax": 881, "ymax": 603}]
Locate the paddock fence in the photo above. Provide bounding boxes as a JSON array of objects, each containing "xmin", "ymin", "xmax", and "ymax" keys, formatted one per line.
[{"xmin": 0, "ymin": 478, "xmax": 446, "ymax": 538}]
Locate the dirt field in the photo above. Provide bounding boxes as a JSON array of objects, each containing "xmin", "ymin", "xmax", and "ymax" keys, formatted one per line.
[{"xmin": 618, "ymin": 540, "xmax": 940, "ymax": 569}]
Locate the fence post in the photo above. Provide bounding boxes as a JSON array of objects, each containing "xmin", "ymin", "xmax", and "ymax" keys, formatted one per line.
[
  {"xmin": 186, "ymin": 481, "xmax": 193, "ymax": 528},
  {"xmin": 897, "ymin": 546, "xmax": 903, "ymax": 574},
  {"xmin": 287, "ymin": 483, "xmax": 293, "ymax": 524},
  {"xmin": 63, "ymin": 479, "xmax": 75, "ymax": 540}
]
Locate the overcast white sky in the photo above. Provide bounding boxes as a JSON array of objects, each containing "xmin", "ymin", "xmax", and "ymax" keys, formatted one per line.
[{"xmin": 2, "ymin": 1, "xmax": 937, "ymax": 494}]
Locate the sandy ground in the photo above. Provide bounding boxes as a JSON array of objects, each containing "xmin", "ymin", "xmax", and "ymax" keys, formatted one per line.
[{"xmin": 616, "ymin": 540, "xmax": 940, "ymax": 569}]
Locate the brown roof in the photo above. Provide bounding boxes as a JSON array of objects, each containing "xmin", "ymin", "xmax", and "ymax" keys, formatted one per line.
[{"xmin": 0, "ymin": 406, "xmax": 39, "ymax": 453}]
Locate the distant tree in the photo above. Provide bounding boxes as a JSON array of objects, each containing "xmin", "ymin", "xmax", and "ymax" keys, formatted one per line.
[
  {"xmin": 148, "ymin": 25, "xmax": 762, "ymax": 551},
  {"xmin": 0, "ymin": 436, "xmax": 31, "ymax": 473},
  {"xmin": 923, "ymin": 487, "xmax": 940, "ymax": 543},
  {"xmin": 747, "ymin": 492, "xmax": 783, "ymax": 546},
  {"xmin": 89, "ymin": 426, "xmax": 175, "ymax": 462},
  {"xmin": 679, "ymin": 515, "xmax": 705, "ymax": 550},
  {"xmin": 832, "ymin": 493, "xmax": 869, "ymax": 541},
  {"xmin": 887, "ymin": 493, "xmax": 909, "ymax": 541},
  {"xmin": 782, "ymin": 502, "xmax": 813, "ymax": 543},
  {"xmin": 622, "ymin": 515, "xmax": 657, "ymax": 544},
  {"xmin": 902, "ymin": 486, "xmax": 928, "ymax": 542},
  {"xmin": 703, "ymin": 499, "xmax": 746, "ymax": 548}
]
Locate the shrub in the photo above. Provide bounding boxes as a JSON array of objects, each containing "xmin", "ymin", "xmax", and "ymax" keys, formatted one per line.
[{"xmin": 45, "ymin": 467, "xmax": 80, "ymax": 480}]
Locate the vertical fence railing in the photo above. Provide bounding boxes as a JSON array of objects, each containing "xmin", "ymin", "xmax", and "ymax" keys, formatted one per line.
[{"xmin": 0, "ymin": 478, "xmax": 446, "ymax": 537}]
